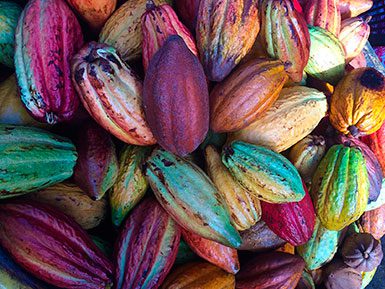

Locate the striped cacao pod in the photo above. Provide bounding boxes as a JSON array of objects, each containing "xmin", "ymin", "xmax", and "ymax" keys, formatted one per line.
[
  {"xmin": 71, "ymin": 41, "xmax": 156, "ymax": 146},
  {"xmin": 175, "ymin": 0, "xmax": 201, "ymax": 32},
  {"xmin": 359, "ymin": 203, "xmax": 385, "ymax": 240},
  {"xmin": 362, "ymin": 122, "xmax": 385, "ymax": 174},
  {"xmin": 0, "ymin": 125, "xmax": 77, "ymax": 199},
  {"xmin": 304, "ymin": 0, "xmax": 341, "ymax": 36},
  {"xmin": 15, "ymin": 0, "xmax": 83, "ymax": 124}
]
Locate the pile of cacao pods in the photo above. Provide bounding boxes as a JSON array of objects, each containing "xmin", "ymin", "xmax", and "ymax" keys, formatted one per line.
[{"xmin": 0, "ymin": 0, "xmax": 385, "ymax": 288}]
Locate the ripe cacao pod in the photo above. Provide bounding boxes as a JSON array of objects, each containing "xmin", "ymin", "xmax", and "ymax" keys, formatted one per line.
[
  {"xmin": 311, "ymin": 144, "xmax": 369, "ymax": 230},
  {"xmin": 297, "ymin": 218, "xmax": 341, "ymax": 270},
  {"xmin": 210, "ymin": 59, "xmax": 288, "ymax": 133},
  {"xmin": 323, "ymin": 260, "xmax": 362, "ymax": 289},
  {"xmin": 236, "ymin": 252, "xmax": 305, "ymax": 289},
  {"xmin": 110, "ymin": 145, "xmax": 150, "ymax": 227},
  {"xmin": 259, "ymin": 0, "xmax": 310, "ymax": 82},
  {"xmin": 0, "ymin": 201, "xmax": 113, "ymax": 288},
  {"xmin": 182, "ymin": 229, "xmax": 239, "ymax": 274},
  {"xmin": 205, "ymin": 145, "xmax": 261, "ymax": 231},
  {"xmin": 222, "ymin": 141, "xmax": 306, "ymax": 203},
  {"xmin": 196, "ymin": 0, "xmax": 260, "ymax": 81},
  {"xmin": 0, "ymin": 125, "xmax": 77, "ymax": 199},
  {"xmin": 114, "ymin": 197, "xmax": 181, "ymax": 289},
  {"xmin": 288, "ymin": 135, "xmax": 326, "ymax": 184},
  {"xmin": 361, "ymin": 122, "xmax": 385, "ymax": 174},
  {"xmin": 330, "ymin": 67, "xmax": 385, "ymax": 137},
  {"xmin": 175, "ymin": 0, "xmax": 201, "ymax": 32},
  {"xmin": 304, "ymin": 26, "xmax": 345, "ymax": 85},
  {"xmin": 359, "ymin": 203, "xmax": 385, "ymax": 240},
  {"xmin": 141, "ymin": 2, "xmax": 198, "ymax": 71},
  {"xmin": 143, "ymin": 35, "xmax": 209, "ymax": 156},
  {"xmin": 229, "ymin": 86, "xmax": 327, "ymax": 152},
  {"xmin": 0, "ymin": 1, "xmax": 21, "ymax": 67},
  {"xmin": 339, "ymin": 0, "xmax": 373, "ymax": 19},
  {"xmin": 145, "ymin": 148, "xmax": 242, "ymax": 248},
  {"xmin": 161, "ymin": 262, "xmax": 236, "ymax": 289},
  {"xmin": 14, "ymin": 0, "xmax": 83, "ymax": 124},
  {"xmin": 304, "ymin": 0, "xmax": 341, "ymax": 36},
  {"xmin": 71, "ymin": 41, "xmax": 156, "ymax": 146},
  {"xmin": 99, "ymin": 0, "xmax": 171, "ymax": 61}
]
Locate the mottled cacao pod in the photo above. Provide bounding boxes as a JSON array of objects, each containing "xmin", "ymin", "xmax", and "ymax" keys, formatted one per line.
[
  {"xmin": 304, "ymin": 0, "xmax": 341, "ymax": 36},
  {"xmin": 359, "ymin": 203, "xmax": 385, "ymax": 240},
  {"xmin": 175, "ymin": 0, "xmax": 201, "ymax": 31},
  {"xmin": 323, "ymin": 260, "xmax": 362, "ymax": 289}
]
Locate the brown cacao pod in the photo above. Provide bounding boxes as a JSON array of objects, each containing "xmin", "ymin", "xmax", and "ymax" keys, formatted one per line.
[
  {"xmin": 304, "ymin": 0, "xmax": 341, "ymax": 36},
  {"xmin": 359, "ymin": 203, "xmax": 385, "ymax": 240},
  {"xmin": 339, "ymin": 0, "xmax": 373, "ymax": 19},
  {"xmin": 323, "ymin": 260, "xmax": 362, "ymax": 289}
]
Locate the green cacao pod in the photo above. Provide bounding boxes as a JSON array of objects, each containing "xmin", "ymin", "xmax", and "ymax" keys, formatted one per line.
[
  {"xmin": 0, "ymin": 125, "xmax": 77, "ymax": 199},
  {"xmin": 311, "ymin": 144, "xmax": 369, "ymax": 231}
]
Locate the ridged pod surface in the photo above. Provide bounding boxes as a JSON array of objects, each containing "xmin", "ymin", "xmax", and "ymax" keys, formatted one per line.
[
  {"xmin": 210, "ymin": 59, "xmax": 288, "ymax": 133},
  {"xmin": 339, "ymin": 0, "xmax": 373, "ymax": 19},
  {"xmin": 143, "ymin": 35, "xmax": 209, "ymax": 156},
  {"xmin": 141, "ymin": 2, "xmax": 198, "ymax": 71},
  {"xmin": 222, "ymin": 141, "xmax": 306, "ymax": 204},
  {"xmin": 14, "ymin": 0, "xmax": 83, "ymax": 124},
  {"xmin": 362, "ymin": 122, "xmax": 385, "ymax": 174},
  {"xmin": 359, "ymin": 203, "xmax": 385, "ymax": 240},
  {"xmin": 182, "ymin": 229, "xmax": 239, "ymax": 274},
  {"xmin": 310, "ymin": 144, "xmax": 369, "ymax": 230},
  {"xmin": 161, "ymin": 262, "xmax": 235, "ymax": 289},
  {"xmin": 145, "ymin": 148, "xmax": 242, "ymax": 248},
  {"xmin": 304, "ymin": 0, "xmax": 341, "ymax": 36},
  {"xmin": 259, "ymin": 0, "xmax": 310, "ymax": 82},
  {"xmin": 205, "ymin": 145, "xmax": 261, "ymax": 231},
  {"xmin": 304, "ymin": 26, "xmax": 345, "ymax": 85},
  {"xmin": 113, "ymin": 198, "xmax": 181, "ymax": 289},
  {"xmin": 196, "ymin": 0, "xmax": 260, "ymax": 81},
  {"xmin": 99, "ymin": 0, "xmax": 170, "ymax": 61},
  {"xmin": 330, "ymin": 67, "xmax": 385, "ymax": 137},
  {"xmin": 0, "ymin": 201, "xmax": 113, "ymax": 288},
  {"xmin": 0, "ymin": 125, "xmax": 77, "ymax": 199},
  {"xmin": 229, "ymin": 86, "xmax": 327, "ymax": 153},
  {"xmin": 0, "ymin": 1, "xmax": 22, "ymax": 67},
  {"xmin": 175, "ymin": 0, "xmax": 201, "ymax": 31},
  {"xmin": 71, "ymin": 41, "xmax": 156, "ymax": 146}
]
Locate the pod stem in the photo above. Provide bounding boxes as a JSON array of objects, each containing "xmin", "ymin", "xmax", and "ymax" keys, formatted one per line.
[{"xmin": 146, "ymin": 0, "xmax": 156, "ymax": 10}]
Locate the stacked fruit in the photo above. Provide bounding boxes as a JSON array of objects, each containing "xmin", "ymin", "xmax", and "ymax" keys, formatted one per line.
[{"xmin": 0, "ymin": 0, "xmax": 384, "ymax": 288}]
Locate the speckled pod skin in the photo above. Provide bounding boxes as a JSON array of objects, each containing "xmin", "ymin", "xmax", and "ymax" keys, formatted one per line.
[
  {"xmin": 311, "ymin": 144, "xmax": 369, "ymax": 231},
  {"xmin": 143, "ymin": 35, "xmax": 209, "ymax": 156},
  {"xmin": 14, "ymin": 0, "xmax": 83, "ymax": 124},
  {"xmin": 145, "ymin": 148, "xmax": 242, "ymax": 248},
  {"xmin": 222, "ymin": 141, "xmax": 306, "ymax": 204},
  {"xmin": 362, "ymin": 122, "xmax": 385, "ymax": 175},
  {"xmin": 0, "ymin": 1, "xmax": 22, "ymax": 67},
  {"xmin": 113, "ymin": 197, "xmax": 181, "ymax": 289},
  {"xmin": 0, "ymin": 125, "xmax": 77, "ymax": 199},
  {"xmin": 297, "ymin": 218, "xmax": 341, "ymax": 270},
  {"xmin": 72, "ymin": 42, "xmax": 156, "ymax": 146},
  {"xmin": 304, "ymin": 0, "xmax": 341, "ymax": 36},
  {"xmin": 110, "ymin": 145, "xmax": 150, "ymax": 227},
  {"xmin": 175, "ymin": 0, "xmax": 201, "ymax": 31},
  {"xmin": 259, "ymin": 0, "xmax": 310, "ymax": 82},
  {"xmin": 196, "ymin": 0, "xmax": 260, "ymax": 81},
  {"xmin": 0, "ymin": 201, "xmax": 113, "ymax": 289},
  {"xmin": 141, "ymin": 2, "xmax": 198, "ymax": 71},
  {"xmin": 359, "ymin": 203, "xmax": 385, "ymax": 240}
]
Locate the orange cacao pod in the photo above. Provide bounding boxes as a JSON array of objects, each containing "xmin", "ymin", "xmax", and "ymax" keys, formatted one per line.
[
  {"xmin": 304, "ymin": 0, "xmax": 341, "ymax": 36},
  {"xmin": 358, "ymin": 204, "xmax": 385, "ymax": 240}
]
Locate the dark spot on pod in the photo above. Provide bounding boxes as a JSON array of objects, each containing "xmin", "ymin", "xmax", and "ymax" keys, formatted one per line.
[
  {"xmin": 359, "ymin": 68, "xmax": 385, "ymax": 91},
  {"xmin": 161, "ymin": 159, "xmax": 174, "ymax": 167},
  {"xmin": 74, "ymin": 68, "xmax": 85, "ymax": 83},
  {"xmin": 141, "ymin": 162, "xmax": 148, "ymax": 174},
  {"xmin": 223, "ymin": 146, "xmax": 234, "ymax": 157}
]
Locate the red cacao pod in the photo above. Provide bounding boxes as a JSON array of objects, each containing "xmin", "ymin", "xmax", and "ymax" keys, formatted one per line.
[
  {"xmin": 361, "ymin": 122, "xmax": 385, "ymax": 175},
  {"xmin": 175, "ymin": 0, "xmax": 201, "ymax": 32},
  {"xmin": 14, "ymin": 0, "xmax": 83, "ymax": 124},
  {"xmin": 359, "ymin": 203, "xmax": 385, "ymax": 240},
  {"xmin": 0, "ymin": 201, "xmax": 113, "ymax": 289},
  {"xmin": 114, "ymin": 198, "xmax": 181, "ymax": 289},
  {"xmin": 304, "ymin": 0, "xmax": 341, "ymax": 36},
  {"xmin": 143, "ymin": 35, "xmax": 209, "ymax": 156},
  {"xmin": 181, "ymin": 229, "xmax": 240, "ymax": 274},
  {"xmin": 142, "ymin": 2, "xmax": 198, "ymax": 71}
]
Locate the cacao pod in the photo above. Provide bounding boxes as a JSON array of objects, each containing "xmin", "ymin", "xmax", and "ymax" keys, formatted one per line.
[
  {"xmin": 114, "ymin": 197, "xmax": 181, "ymax": 289},
  {"xmin": 145, "ymin": 148, "xmax": 242, "ymax": 248},
  {"xmin": 361, "ymin": 122, "xmax": 385, "ymax": 174},
  {"xmin": 222, "ymin": 141, "xmax": 306, "ymax": 203},
  {"xmin": 26, "ymin": 182, "xmax": 107, "ymax": 230},
  {"xmin": 304, "ymin": 26, "xmax": 345, "ymax": 85},
  {"xmin": 361, "ymin": 267, "xmax": 377, "ymax": 289},
  {"xmin": 323, "ymin": 260, "xmax": 362, "ymax": 289},
  {"xmin": 310, "ymin": 144, "xmax": 369, "ymax": 231},
  {"xmin": 99, "ymin": 0, "xmax": 171, "ymax": 61},
  {"xmin": 182, "ymin": 229, "xmax": 239, "ymax": 274},
  {"xmin": 175, "ymin": 0, "xmax": 201, "ymax": 32},
  {"xmin": 141, "ymin": 1, "xmax": 198, "ymax": 71},
  {"xmin": 175, "ymin": 240, "xmax": 197, "ymax": 265},
  {"xmin": 330, "ymin": 67, "xmax": 385, "ymax": 137},
  {"xmin": 143, "ymin": 35, "xmax": 209, "ymax": 156},
  {"xmin": 235, "ymin": 252, "xmax": 305, "ymax": 289},
  {"xmin": 210, "ymin": 58, "xmax": 288, "ymax": 133},
  {"xmin": 296, "ymin": 271, "xmax": 316, "ymax": 289},
  {"xmin": 259, "ymin": 0, "xmax": 310, "ymax": 82},
  {"xmin": 229, "ymin": 86, "xmax": 327, "ymax": 152},
  {"xmin": 359, "ymin": 203, "xmax": 385, "ymax": 240},
  {"xmin": 288, "ymin": 135, "xmax": 327, "ymax": 184},
  {"xmin": 71, "ymin": 41, "xmax": 156, "ymax": 146},
  {"xmin": 297, "ymin": 217, "xmax": 341, "ymax": 270},
  {"xmin": 161, "ymin": 261, "xmax": 236, "ymax": 289},
  {"xmin": 196, "ymin": 0, "xmax": 260, "ymax": 81},
  {"xmin": 304, "ymin": 0, "xmax": 341, "ymax": 36},
  {"xmin": 110, "ymin": 145, "xmax": 150, "ymax": 227},
  {"xmin": 339, "ymin": 0, "xmax": 373, "ymax": 19},
  {"xmin": 14, "ymin": 0, "xmax": 83, "ymax": 124},
  {"xmin": 0, "ymin": 201, "xmax": 113, "ymax": 288},
  {"xmin": 0, "ymin": 125, "xmax": 77, "ymax": 199},
  {"xmin": 205, "ymin": 145, "xmax": 261, "ymax": 231},
  {"xmin": 0, "ymin": 1, "xmax": 21, "ymax": 67}
]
